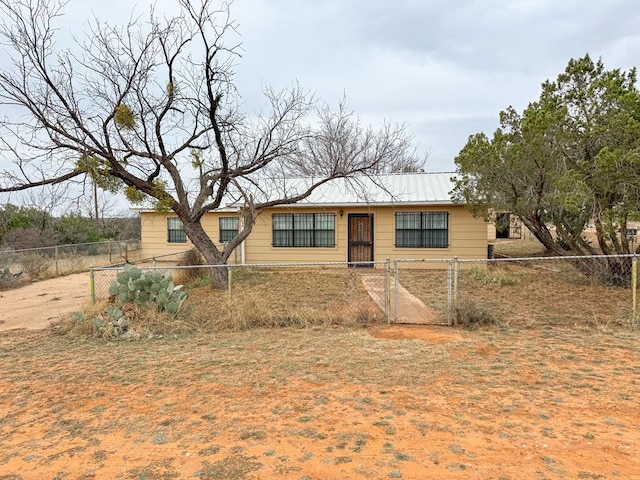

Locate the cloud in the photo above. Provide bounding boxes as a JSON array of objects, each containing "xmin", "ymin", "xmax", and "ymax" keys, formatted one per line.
[
  {"xmin": 1, "ymin": 0, "xmax": 639, "ymax": 179},
  {"xmin": 230, "ymin": 0, "xmax": 640, "ymax": 169}
]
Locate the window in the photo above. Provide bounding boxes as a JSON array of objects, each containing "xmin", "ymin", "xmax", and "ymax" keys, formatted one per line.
[
  {"xmin": 272, "ymin": 213, "xmax": 335, "ymax": 247},
  {"xmin": 219, "ymin": 217, "xmax": 239, "ymax": 243},
  {"xmin": 395, "ymin": 212, "xmax": 448, "ymax": 248},
  {"xmin": 167, "ymin": 217, "xmax": 187, "ymax": 243}
]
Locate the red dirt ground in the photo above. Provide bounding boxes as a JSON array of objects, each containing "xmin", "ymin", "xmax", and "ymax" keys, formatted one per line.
[{"xmin": 1, "ymin": 273, "xmax": 639, "ymax": 479}]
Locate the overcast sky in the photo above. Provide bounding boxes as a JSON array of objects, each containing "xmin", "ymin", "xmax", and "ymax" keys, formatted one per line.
[
  {"xmin": 1, "ymin": 0, "xmax": 639, "ymax": 211},
  {"xmin": 70, "ymin": 0, "xmax": 640, "ymax": 172}
]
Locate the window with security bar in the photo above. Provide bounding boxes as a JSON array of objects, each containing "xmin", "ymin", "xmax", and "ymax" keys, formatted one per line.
[
  {"xmin": 395, "ymin": 212, "xmax": 448, "ymax": 248},
  {"xmin": 219, "ymin": 217, "xmax": 239, "ymax": 243},
  {"xmin": 167, "ymin": 217, "xmax": 187, "ymax": 243},
  {"xmin": 272, "ymin": 213, "xmax": 336, "ymax": 247}
]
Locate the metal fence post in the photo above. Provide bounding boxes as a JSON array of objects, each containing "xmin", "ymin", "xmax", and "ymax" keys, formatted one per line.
[
  {"xmin": 394, "ymin": 259, "xmax": 399, "ymax": 323},
  {"xmin": 632, "ymin": 254, "xmax": 637, "ymax": 324},
  {"xmin": 453, "ymin": 256, "xmax": 459, "ymax": 325},
  {"xmin": 227, "ymin": 265, "xmax": 232, "ymax": 299},
  {"xmin": 54, "ymin": 246, "xmax": 59, "ymax": 277},
  {"xmin": 384, "ymin": 257, "xmax": 391, "ymax": 323},
  {"xmin": 447, "ymin": 259, "xmax": 453, "ymax": 325},
  {"xmin": 89, "ymin": 267, "xmax": 96, "ymax": 304}
]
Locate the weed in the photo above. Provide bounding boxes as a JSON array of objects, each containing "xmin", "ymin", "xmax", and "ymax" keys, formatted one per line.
[
  {"xmin": 285, "ymin": 427, "xmax": 327, "ymax": 440},
  {"xmin": 126, "ymin": 462, "xmax": 179, "ymax": 480},
  {"xmin": 577, "ymin": 473, "xmax": 605, "ymax": 479},
  {"xmin": 469, "ymin": 265, "xmax": 518, "ymax": 286},
  {"xmin": 299, "ymin": 452, "xmax": 313, "ymax": 461},
  {"xmin": 21, "ymin": 253, "xmax": 53, "ymax": 280},
  {"xmin": 0, "ymin": 267, "xmax": 23, "ymax": 290},
  {"xmin": 173, "ymin": 249, "xmax": 207, "ymax": 285},
  {"xmin": 198, "ymin": 446, "xmax": 221, "ymax": 456},
  {"xmin": 195, "ymin": 455, "xmax": 263, "ymax": 479},
  {"xmin": 394, "ymin": 451, "xmax": 414, "ymax": 461},
  {"xmin": 239, "ymin": 430, "xmax": 265, "ymax": 441},
  {"xmin": 452, "ymin": 299, "xmax": 505, "ymax": 329},
  {"xmin": 448, "ymin": 443, "xmax": 466, "ymax": 455},
  {"xmin": 152, "ymin": 434, "xmax": 168, "ymax": 445},
  {"xmin": 446, "ymin": 462, "xmax": 467, "ymax": 471}
]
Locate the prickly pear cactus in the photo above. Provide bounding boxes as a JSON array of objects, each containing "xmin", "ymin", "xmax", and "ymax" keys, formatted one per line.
[{"xmin": 108, "ymin": 264, "xmax": 189, "ymax": 315}]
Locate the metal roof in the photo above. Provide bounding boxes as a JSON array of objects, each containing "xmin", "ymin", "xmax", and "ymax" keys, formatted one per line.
[
  {"xmin": 238, "ymin": 172, "xmax": 456, "ymax": 207},
  {"xmin": 136, "ymin": 172, "xmax": 457, "ymax": 212}
]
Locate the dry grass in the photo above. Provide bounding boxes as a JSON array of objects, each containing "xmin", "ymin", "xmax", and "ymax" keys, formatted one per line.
[
  {"xmin": 56, "ymin": 266, "xmax": 385, "ymax": 338},
  {"xmin": 53, "ymin": 302, "xmax": 195, "ymax": 340},
  {"xmin": 399, "ymin": 259, "xmax": 637, "ymax": 329},
  {"xmin": 457, "ymin": 260, "xmax": 633, "ymax": 328},
  {"xmin": 493, "ymin": 238, "xmax": 547, "ymax": 257},
  {"xmin": 191, "ymin": 267, "xmax": 384, "ymax": 331}
]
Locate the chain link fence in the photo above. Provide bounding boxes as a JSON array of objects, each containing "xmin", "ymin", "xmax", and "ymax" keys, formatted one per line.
[
  {"xmin": 454, "ymin": 255, "xmax": 638, "ymax": 328},
  {"xmin": 393, "ymin": 259, "xmax": 452, "ymax": 325},
  {"xmin": 391, "ymin": 254, "xmax": 638, "ymax": 327},
  {"xmin": 90, "ymin": 261, "xmax": 391, "ymax": 326},
  {"xmin": 0, "ymin": 241, "xmax": 141, "ymax": 284},
  {"xmin": 87, "ymin": 253, "xmax": 640, "ymax": 329}
]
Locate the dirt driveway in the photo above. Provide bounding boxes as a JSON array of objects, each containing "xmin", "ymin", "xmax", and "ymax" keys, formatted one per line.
[{"xmin": 0, "ymin": 273, "xmax": 91, "ymax": 331}]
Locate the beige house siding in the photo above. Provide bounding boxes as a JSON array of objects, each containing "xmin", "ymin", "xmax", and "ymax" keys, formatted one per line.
[
  {"xmin": 140, "ymin": 204, "xmax": 488, "ymax": 265},
  {"xmin": 245, "ymin": 206, "xmax": 345, "ymax": 264},
  {"xmin": 140, "ymin": 212, "xmax": 242, "ymax": 262}
]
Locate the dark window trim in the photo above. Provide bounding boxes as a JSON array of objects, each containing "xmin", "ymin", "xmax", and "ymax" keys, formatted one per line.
[
  {"xmin": 167, "ymin": 217, "xmax": 187, "ymax": 244},
  {"xmin": 395, "ymin": 211, "xmax": 449, "ymax": 248},
  {"xmin": 272, "ymin": 213, "xmax": 336, "ymax": 248},
  {"xmin": 219, "ymin": 217, "xmax": 239, "ymax": 243}
]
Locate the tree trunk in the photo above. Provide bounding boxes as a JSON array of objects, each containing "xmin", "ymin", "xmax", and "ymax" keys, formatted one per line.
[
  {"xmin": 182, "ymin": 218, "xmax": 228, "ymax": 289},
  {"xmin": 93, "ymin": 180, "xmax": 100, "ymax": 227}
]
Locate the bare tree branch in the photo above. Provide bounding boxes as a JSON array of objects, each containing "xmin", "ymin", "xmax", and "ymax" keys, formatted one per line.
[{"xmin": 0, "ymin": 0, "xmax": 418, "ymax": 287}]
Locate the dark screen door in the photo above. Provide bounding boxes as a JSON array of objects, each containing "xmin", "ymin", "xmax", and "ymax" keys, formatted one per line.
[{"xmin": 348, "ymin": 214, "xmax": 374, "ymax": 266}]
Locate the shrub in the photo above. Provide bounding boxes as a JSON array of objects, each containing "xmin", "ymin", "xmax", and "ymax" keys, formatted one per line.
[
  {"xmin": 452, "ymin": 300, "xmax": 505, "ymax": 330},
  {"xmin": 21, "ymin": 253, "xmax": 53, "ymax": 280},
  {"xmin": 2, "ymin": 226, "xmax": 59, "ymax": 250},
  {"xmin": 0, "ymin": 267, "xmax": 23, "ymax": 291},
  {"xmin": 174, "ymin": 248, "xmax": 208, "ymax": 285}
]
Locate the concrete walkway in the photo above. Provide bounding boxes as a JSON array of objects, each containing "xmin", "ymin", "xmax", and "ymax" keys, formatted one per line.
[{"xmin": 360, "ymin": 275, "xmax": 441, "ymax": 324}]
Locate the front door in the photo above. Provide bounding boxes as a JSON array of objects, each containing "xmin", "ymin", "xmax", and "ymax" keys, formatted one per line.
[{"xmin": 348, "ymin": 214, "xmax": 374, "ymax": 267}]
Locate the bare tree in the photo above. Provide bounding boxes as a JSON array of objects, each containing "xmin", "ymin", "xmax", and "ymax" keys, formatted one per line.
[
  {"xmin": 292, "ymin": 97, "xmax": 424, "ymax": 177},
  {"xmin": 0, "ymin": 0, "xmax": 417, "ymax": 286}
]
